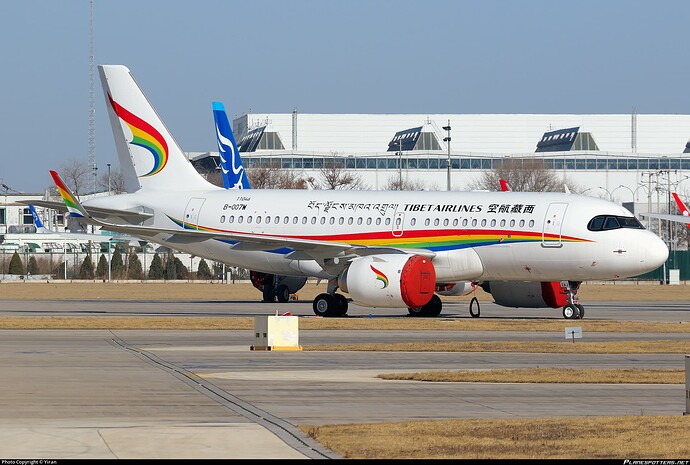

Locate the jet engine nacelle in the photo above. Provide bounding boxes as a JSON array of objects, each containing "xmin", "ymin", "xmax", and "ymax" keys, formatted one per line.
[
  {"xmin": 338, "ymin": 254, "xmax": 436, "ymax": 308},
  {"xmin": 480, "ymin": 281, "xmax": 568, "ymax": 308},
  {"xmin": 435, "ymin": 281, "xmax": 476, "ymax": 296}
]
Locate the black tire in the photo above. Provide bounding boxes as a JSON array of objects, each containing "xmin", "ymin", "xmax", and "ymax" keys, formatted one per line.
[
  {"xmin": 261, "ymin": 274, "xmax": 275, "ymax": 302},
  {"xmin": 576, "ymin": 303, "xmax": 585, "ymax": 319},
  {"xmin": 334, "ymin": 294, "xmax": 349, "ymax": 316},
  {"xmin": 276, "ymin": 284, "xmax": 290, "ymax": 303},
  {"xmin": 562, "ymin": 304, "xmax": 580, "ymax": 319},
  {"xmin": 469, "ymin": 296, "xmax": 480, "ymax": 318},
  {"xmin": 408, "ymin": 295, "xmax": 442, "ymax": 317},
  {"xmin": 313, "ymin": 293, "xmax": 337, "ymax": 317}
]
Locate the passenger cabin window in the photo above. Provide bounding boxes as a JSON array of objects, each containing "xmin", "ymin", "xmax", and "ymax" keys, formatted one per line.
[
  {"xmin": 587, "ymin": 215, "xmax": 643, "ymax": 231},
  {"xmin": 220, "ymin": 215, "xmax": 226, "ymax": 223}
]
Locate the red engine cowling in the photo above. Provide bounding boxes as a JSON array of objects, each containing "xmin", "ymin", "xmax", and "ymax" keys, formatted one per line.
[
  {"xmin": 338, "ymin": 254, "xmax": 436, "ymax": 308},
  {"xmin": 481, "ymin": 281, "xmax": 568, "ymax": 308}
]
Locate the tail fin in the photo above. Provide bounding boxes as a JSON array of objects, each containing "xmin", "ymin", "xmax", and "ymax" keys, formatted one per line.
[
  {"xmin": 499, "ymin": 179, "xmax": 510, "ymax": 192},
  {"xmin": 672, "ymin": 192, "xmax": 689, "ymax": 215},
  {"xmin": 28, "ymin": 204, "xmax": 51, "ymax": 233},
  {"xmin": 212, "ymin": 101, "xmax": 250, "ymax": 189},
  {"xmin": 98, "ymin": 65, "xmax": 215, "ymax": 192}
]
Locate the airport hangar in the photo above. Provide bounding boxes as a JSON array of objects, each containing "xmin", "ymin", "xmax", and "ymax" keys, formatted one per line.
[{"xmin": 190, "ymin": 111, "xmax": 690, "ymax": 218}]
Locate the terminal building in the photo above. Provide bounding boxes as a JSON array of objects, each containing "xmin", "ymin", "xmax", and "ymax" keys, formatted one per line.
[{"xmin": 188, "ymin": 112, "xmax": 690, "ymax": 205}]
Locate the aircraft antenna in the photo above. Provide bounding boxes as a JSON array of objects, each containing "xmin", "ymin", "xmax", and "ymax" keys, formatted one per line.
[{"xmin": 88, "ymin": 0, "xmax": 96, "ymax": 194}]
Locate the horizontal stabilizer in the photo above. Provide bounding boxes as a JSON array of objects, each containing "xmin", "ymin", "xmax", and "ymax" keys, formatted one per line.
[{"xmin": 639, "ymin": 212, "xmax": 690, "ymax": 225}]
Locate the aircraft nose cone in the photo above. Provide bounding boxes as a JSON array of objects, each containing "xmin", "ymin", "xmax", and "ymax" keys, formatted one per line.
[{"xmin": 645, "ymin": 234, "xmax": 669, "ymax": 270}]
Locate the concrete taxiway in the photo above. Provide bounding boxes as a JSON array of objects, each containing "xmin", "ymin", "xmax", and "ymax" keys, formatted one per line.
[{"xmin": 0, "ymin": 299, "xmax": 688, "ymax": 458}]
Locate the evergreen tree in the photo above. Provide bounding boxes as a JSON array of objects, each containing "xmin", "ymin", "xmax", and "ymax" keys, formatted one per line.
[
  {"xmin": 164, "ymin": 254, "xmax": 176, "ymax": 280},
  {"xmin": 8, "ymin": 252, "xmax": 24, "ymax": 275},
  {"xmin": 27, "ymin": 256, "xmax": 40, "ymax": 275},
  {"xmin": 53, "ymin": 260, "xmax": 65, "ymax": 278},
  {"xmin": 173, "ymin": 256, "xmax": 188, "ymax": 280},
  {"xmin": 111, "ymin": 243, "xmax": 125, "ymax": 279},
  {"xmin": 212, "ymin": 262, "xmax": 224, "ymax": 280},
  {"xmin": 96, "ymin": 254, "xmax": 108, "ymax": 278},
  {"xmin": 78, "ymin": 255, "xmax": 95, "ymax": 279},
  {"xmin": 127, "ymin": 252, "xmax": 144, "ymax": 280},
  {"xmin": 148, "ymin": 253, "xmax": 164, "ymax": 279},
  {"xmin": 197, "ymin": 258, "xmax": 212, "ymax": 280}
]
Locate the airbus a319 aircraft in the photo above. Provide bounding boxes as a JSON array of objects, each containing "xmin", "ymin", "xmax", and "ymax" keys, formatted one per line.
[{"xmin": 44, "ymin": 65, "xmax": 669, "ymax": 319}]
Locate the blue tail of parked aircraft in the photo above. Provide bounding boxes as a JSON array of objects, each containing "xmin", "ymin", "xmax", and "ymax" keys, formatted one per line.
[
  {"xmin": 28, "ymin": 204, "xmax": 51, "ymax": 233},
  {"xmin": 212, "ymin": 101, "xmax": 250, "ymax": 189}
]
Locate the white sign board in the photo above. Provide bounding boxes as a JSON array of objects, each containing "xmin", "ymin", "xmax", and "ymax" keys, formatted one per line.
[{"xmin": 565, "ymin": 326, "xmax": 582, "ymax": 341}]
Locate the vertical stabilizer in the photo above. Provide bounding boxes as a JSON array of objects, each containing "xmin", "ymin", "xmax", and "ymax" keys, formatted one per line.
[
  {"xmin": 212, "ymin": 101, "xmax": 250, "ymax": 189},
  {"xmin": 28, "ymin": 204, "xmax": 50, "ymax": 233},
  {"xmin": 672, "ymin": 192, "xmax": 690, "ymax": 229},
  {"xmin": 98, "ymin": 65, "xmax": 215, "ymax": 192}
]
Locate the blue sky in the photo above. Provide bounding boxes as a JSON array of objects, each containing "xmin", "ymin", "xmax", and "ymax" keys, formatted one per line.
[{"xmin": 1, "ymin": 0, "xmax": 689, "ymax": 193}]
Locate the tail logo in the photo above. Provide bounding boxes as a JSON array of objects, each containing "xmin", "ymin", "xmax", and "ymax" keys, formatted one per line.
[
  {"xmin": 216, "ymin": 126, "xmax": 247, "ymax": 189},
  {"xmin": 108, "ymin": 93, "xmax": 169, "ymax": 177},
  {"xmin": 370, "ymin": 265, "xmax": 389, "ymax": 289}
]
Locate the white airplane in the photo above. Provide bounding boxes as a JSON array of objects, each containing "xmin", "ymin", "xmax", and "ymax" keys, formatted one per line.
[
  {"xmin": 0, "ymin": 203, "xmax": 134, "ymax": 254},
  {"xmin": 212, "ymin": 100, "xmax": 307, "ymax": 302},
  {"xmin": 47, "ymin": 64, "xmax": 668, "ymax": 319}
]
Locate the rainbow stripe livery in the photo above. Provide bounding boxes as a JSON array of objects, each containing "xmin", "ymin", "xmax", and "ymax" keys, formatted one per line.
[
  {"xmin": 370, "ymin": 265, "xmax": 389, "ymax": 289},
  {"xmin": 50, "ymin": 170, "xmax": 83, "ymax": 217},
  {"xmin": 108, "ymin": 93, "xmax": 168, "ymax": 177}
]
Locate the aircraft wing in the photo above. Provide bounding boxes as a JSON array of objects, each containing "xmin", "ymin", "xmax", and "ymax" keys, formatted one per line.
[
  {"xmin": 14, "ymin": 199, "xmax": 153, "ymax": 222},
  {"xmin": 639, "ymin": 212, "xmax": 690, "ymax": 225},
  {"xmin": 90, "ymin": 220, "xmax": 431, "ymax": 259}
]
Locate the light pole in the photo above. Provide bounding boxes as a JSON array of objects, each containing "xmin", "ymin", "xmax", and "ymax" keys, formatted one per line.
[
  {"xmin": 443, "ymin": 121, "xmax": 451, "ymax": 191},
  {"xmin": 107, "ymin": 163, "xmax": 111, "ymax": 195},
  {"xmin": 611, "ymin": 185, "xmax": 634, "ymax": 204},
  {"xmin": 397, "ymin": 139, "xmax": 402, "ymax": 189}
]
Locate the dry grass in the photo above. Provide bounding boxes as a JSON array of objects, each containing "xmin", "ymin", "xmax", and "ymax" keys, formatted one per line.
[
  {"xmin": 300, "ymin": 415, "xmax": 690, "ymax": 459},
  {"xmin": 377, "ymin": 368, "xmax": 685, "ymax": 384},
  {"xmin": 305, "ymin": 340, "xmax": 690, "ymax": 354},
  {"xmin": 0, "ymin": 315, "xmax": 689, "ymax": 334}
]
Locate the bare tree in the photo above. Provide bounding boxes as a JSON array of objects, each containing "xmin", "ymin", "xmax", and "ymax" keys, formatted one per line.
[
  {"xmin": 468, "ymin": 158, "xmax": 580, "ymax": 193},
  {"xmin": 384, "ymin": 175, "xmax": 426, "ymax": 191},
  {"xmin": 311, "ymin": 158, "xmax": 368, "ymax": 190},
  {"xmin": 60, "ymin": 158, "xmax": 91, "ymax": 197},
  {"xmin": 98, "ymin": 167, "xmax": 128, "ymax": 194},
  {"xmin": 246, "ymin": 166, "xmax": 313, "ymax": 189}
]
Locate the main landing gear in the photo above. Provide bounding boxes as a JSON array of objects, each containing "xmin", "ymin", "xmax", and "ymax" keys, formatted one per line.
[
  {"xmin": 407, "ymin": 294, "xmax": 443, "ymax": 317},
  {"xmin": 561, "ymin": 281, "xmax": 584, "ymax": 320},
  {"xmin": 312, "ymin": 293, "xmax": 349, "ymax": 317}
]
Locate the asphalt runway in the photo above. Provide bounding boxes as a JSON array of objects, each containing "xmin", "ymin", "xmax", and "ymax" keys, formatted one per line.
[
  {"xmin": 1, "ymin": 298, "xmax": 690, "ymax": 322},
  {"xmin": 0, "ymin": 299, "xmax": 688, "ymax": 458}
]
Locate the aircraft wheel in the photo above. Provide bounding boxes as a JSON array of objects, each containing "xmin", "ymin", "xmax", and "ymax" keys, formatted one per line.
[
  {"xmin": 276, "ymin": 284, "xmax": 290, "ymax": 303},
  {"xmin": 469, "ymin": 296, "xmax": 481, "ymax": 318},
  {"xmin": 334, "ymin": 294, "xmax": 349, "ymax": 316},
  {"xmin": 576, "ymin": 303, "xmax": 585, "ymax": 319},
  {"xmin": 562, "ymin": 304, "xmax": 580, "ymax": 320},
  {"xmin": 262, "ymin": 286, "xmax": 274, "ymax": 303},
  {"xmin": 408, "ymin": 295, "xmax": 442, "ymax": 317},
  {"xmin": 313, "ymin": 293, "xmax": 337, "ymax": 317}
]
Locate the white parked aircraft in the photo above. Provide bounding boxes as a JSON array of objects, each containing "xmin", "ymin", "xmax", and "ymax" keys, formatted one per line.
[
  {"xmin": 0, "ymin": 203, "xmax": 135, "ymax": 255},
  {"xmin": 641, "ymin": 193, "xmax": 690, "ymax": 226},
  {"xmin": 47, "ymin": 65, "xmax": 668, "ymax": 319}
]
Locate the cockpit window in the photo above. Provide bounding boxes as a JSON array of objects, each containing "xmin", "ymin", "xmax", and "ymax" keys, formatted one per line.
[
  {"xmin": 588, "ymin": 215, "xmax": 644, "ymax": 231},
  {"xmin": 603, "ymin": 217, "xmax": 620, "ymax": 230}
]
